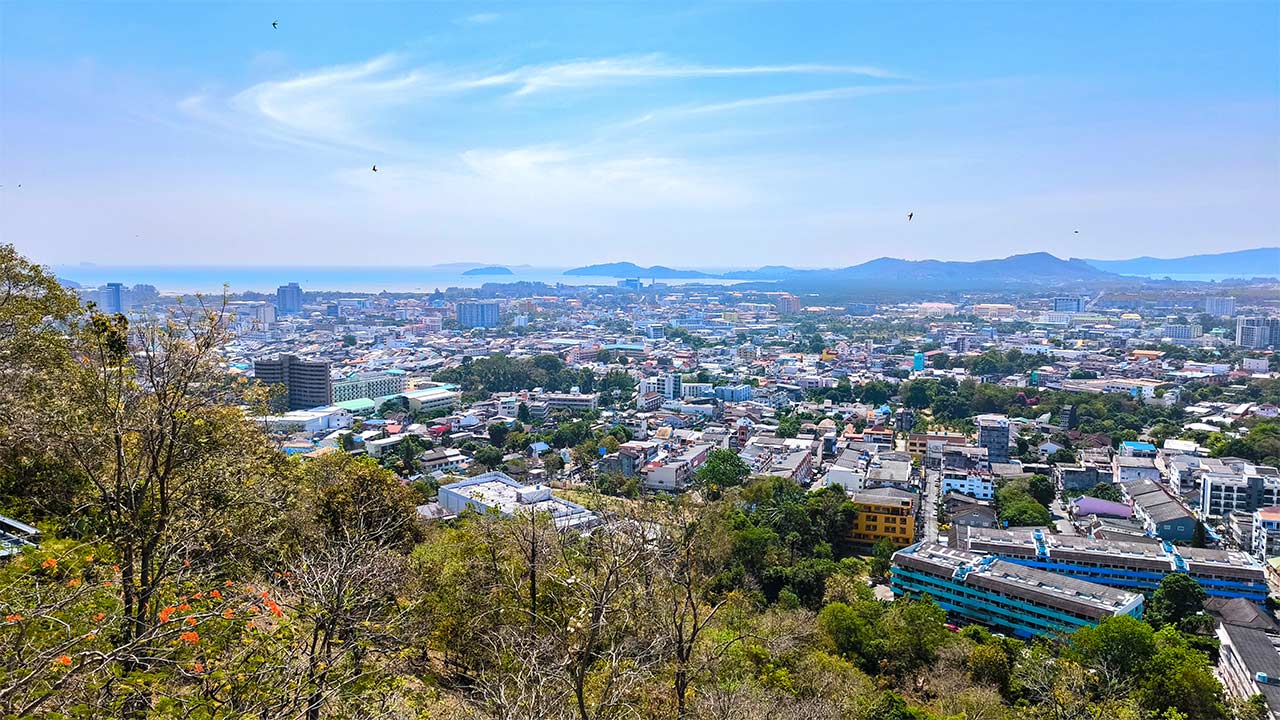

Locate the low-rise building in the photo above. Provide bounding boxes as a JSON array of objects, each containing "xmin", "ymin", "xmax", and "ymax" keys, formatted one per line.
[
  {"xmin": 439, "ymin": 472, "xmax": 597, "ymax": 530},
  {"xmin": 891, "ymin": 543, "xmax": 1143, "ymax": 638},
  {"xmin": 850, "ymin": 487, "xmax": 917, "ymax": 547}
]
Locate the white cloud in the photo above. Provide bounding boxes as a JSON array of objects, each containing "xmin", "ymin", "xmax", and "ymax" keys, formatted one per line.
[{"xmin": 458, "ymin": 12, "xmax": 501, "ymax": 25}]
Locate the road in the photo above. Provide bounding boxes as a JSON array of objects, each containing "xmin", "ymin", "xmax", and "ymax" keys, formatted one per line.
[{"xmin": 1048, "ymin": 494, "xmax": 1076, "ymax": 535}]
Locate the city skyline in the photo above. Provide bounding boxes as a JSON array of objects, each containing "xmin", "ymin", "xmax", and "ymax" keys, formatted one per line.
[{"xmin": 2, "ymin": 2, "xmax": 1278, "ymax": 267}]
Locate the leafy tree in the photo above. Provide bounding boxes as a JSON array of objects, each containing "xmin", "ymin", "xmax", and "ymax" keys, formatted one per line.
[
  {"xmin": 472, "ymin": 445, "xmax": 504, "ymax": 471},
  {"xmin": 1085, "ymin": 482, "xmax": 1125, "ymax": 503},
  {"xmin": 1072, "ymin": 614, "xmax": 1156, "ymax": 678},
  {"xmin": 1027, "ymin": 474, "xmax": 1056, "ymax": 506},
  {"xmin": 488, "ymin": 421, "xmax": 510, "ymax": 448},
  {"xmin": 869, "ymin": 537, "xmax": 896, "ymax": 579},
  {"xmin": 776, "ymin": 416, "xmax": 800, "ymax": 439},
  {"xmin": 695, "ymin": 449, "xmax": 750, "ymax": 492},
  {"xmin": 517, "ymin": 401, "xmax": 532, "ymax": 424},
  {"xmin": 1146, "ymin": 573, "xmax": 1208, "ymax": 630}
]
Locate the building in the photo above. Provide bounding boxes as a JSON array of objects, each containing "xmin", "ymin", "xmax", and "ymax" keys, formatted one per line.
[
  {"xmin": 541, "ymin": 392, "xmax": 599, "ymax": 413},
  {"xmin": 1202, "ymin": 473, "xmax": 1280, "ymax": 518},
  {"xmin": 1113, "ymin": 456, "xmax": 1161, "ymax": 484},
  {"xmin": 941, "ymin": 470, "xmax": 995, "ymax": 501},
  {"xmin": 1, "ymin": 513, "xmax": 41, "ymax": 557},
  {"xmin": 402, "ymin": 386, "xmax": 460, "ymax": 414},
  {"xmin": 642, "ymin": 443, "xmax": 712, "ymax": 492},
  {"xmin": 101, "ymin": 282, "xmax": 126, "ymax": 314},
  {"xmin": 714, "ymin": 384, "xmax": 754, "ymax": 402},
  {"xmin": 891, "ymin": 543, "xmax": 1143, "ymax": 639},
  {"xmin": 333, "ymin": 370, "xmax": 408, "ymax": 403},
  {"xmin": 421, "ymin": 448, "xmax": 467, "ymax": 474},
  {"xmin": 276, "ymin": 282, "xmax": 303, "ymax": 313},
  {"xmin": 1237, "ymin": 317, "xmax": 1280, "ymax": 349},
  {"xmin": 640, "ymin": 373, "xmax": 682, "ymax": 401},
  {"xmin": 254, "ymin": 354, "xmax": 333, "ymax": 411},
  {"xmin": 953, "ymin": 526, "xmax": 1269, "ymax": 605},
  {"xmin": 1052, "ymin": 296, "xmax": 1085, "ymax": 313},
  {"xmin": 226, "ymin": 301, "xmax": 276, "ymax": 330},
  {"xmin": 849, "ymin": 487, "xmax": 917, "ymax": 547},
  {"xmin": 976, "ymin": 414, "xmax": 1011, "ymax": 466},
  {"xmin": 906, "ymin": 431, "xmax": 966, "ymax": 459},
  {"xmin": 1125, "ymin": 479, "xmax": 1197, "ymax": 542},
  {"xmin": 456, "ymin": 301, "xmax": 501, "ymax": 329},
  {"xmin": 775, "ymin": 293, "xmax": 801, "ymax": 315},
  {"xmin": 1205, "ymin": 296, "xmax": 1236, "ymax": 317},
  {"xmin": 1252, "ymin": 507, "xmax": 1280, "ymax": 561},
  {"xmin": 826, "ymin": 449, "xmax": 866, "ymax": 491},
  {"xmin": 439, "ymin": 472, "xmax": 597, "ymax": 530}
]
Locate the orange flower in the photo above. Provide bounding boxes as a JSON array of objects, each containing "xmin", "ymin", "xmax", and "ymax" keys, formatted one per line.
[
  {"xmin": 112, "ymin": 564, "xmax": 120, "ymax": 573},
  {"xmin": 41, "ymin": 557, "xmax": 57, "ymax": 570},
  {"xmin": 222, "ymin": 609, "xmax": 235, "ymax": 619},
  {"xmin": 179, "ymin": 631, "xmax": 199, "ymax": 645},
  {"xmin": 177, "ymin": 604, "xmax": 191, "ymax": 613},
  {"xmin": 184, "ymin": 616, "xmax": 197, "ymax": 626},
  {"xmin": 265, "ymin": 599, "xmax": 283, "ymax": 618},
  {"xmin": 193, "ymin": 662, "xmax": 204, "ymax": 673},
  {"xmin": 93, "ymin": 612, "xmax": 105, "ymax": 622},
  {"xmin": 66, "ymin": 578, "xmax": 81, "ymax": 588},
  {"xmin": 159, "ymin": 606, "xmax": 176, "ymax": 623},
  {"xmin": 246, "ymin": 606, "xmax": 259, "ymax": 615},
  {"xmin": 191, "ymin": 592, "xmax": 203, "ymax": 600},
  {"xmin": 84, "ymin": 555, "xmax": 95, "ymax": 563},
  {"xmin": 103, "ymin": 581, "xmax": 113, "ymax": 587},
  {"xmin": 210, "ymin": 590, "xmax": 222, "ymax": 601},
  {"xmin": 86, "ymin": 633, "xmax": 96, "ymax": 641},
  {"xmin": 224, "ymin": 580, "xmax": 234, "ymax": 587},
  {"xmin": 259, "ymin": 591, "xmax": 269, "ymax": 599},
  {"xmin": 183, "ymin": 559, "xmax": 191, "ymax": 568},
  {"xmin": 55, "ymin": 655, "xmax": 71, "ymax": 667},
  {"xmin": 4, "ymin": 614, "xmax": 21, "ymax": 623}
]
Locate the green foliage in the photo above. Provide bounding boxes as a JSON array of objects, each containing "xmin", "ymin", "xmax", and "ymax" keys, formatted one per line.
[
  {"xmin": 1026, "ymin": 474, "xmax": 1055, "ymax": 506},
  {"xmin": 776, "ymin": 416, "xmax": 800, "ymax": 439},
  {"xmin": 1084, "ymin": 481, "xmax": 1124, "ymax": 503},
  {"xmin": 695, "ymin": 448, "xmax": 751, "ymax": 495},
  {"xmin": 1146, "ymin": 573, "xmax": 1208, "ymax": 630}
]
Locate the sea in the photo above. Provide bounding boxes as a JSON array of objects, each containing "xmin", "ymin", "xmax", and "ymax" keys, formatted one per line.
[{"xmin": 51, "ymin": 266, "xmax": 751, "ymax": 294}]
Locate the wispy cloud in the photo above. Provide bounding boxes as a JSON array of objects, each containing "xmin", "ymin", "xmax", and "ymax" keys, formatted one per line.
[
  {"xmin": 458, "ymin": 12, "xmax": 501, "ymax": 25},
  {"xmin": 180, "ymin": 52, "xmax": 907, "ymax": 152}
]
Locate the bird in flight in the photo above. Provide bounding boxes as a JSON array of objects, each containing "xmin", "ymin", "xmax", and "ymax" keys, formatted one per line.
[
  {"xmin": 1074, "ymin": 230, "xmax": 1080, "ymax": 234},
  {"xmin": 272, "ymin": 21, "xmax": 278, "ymax": 29},
  {"xmin": 371, "ymin": 164, "xmax": 378, "ymax": 172},
  {"xmin": 906, "ymin": 212, "xmax": 913, "ymax": 221}
]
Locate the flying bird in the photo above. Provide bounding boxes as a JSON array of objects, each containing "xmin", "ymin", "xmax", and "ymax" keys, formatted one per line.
[
  {"xmin": 906, "ymin": 212, "xmax": 913, "ymax": 221},
  {"xmin": 272, "ymin": 21, "xmax": 278, "ymax": 29},
  {"xmin": 371, "ymin": 164, "xmax": 378, "ymax": 172},
  {"xmin": 1074, "ymin": 230, "xmax": 1080, "ymax": 234}
]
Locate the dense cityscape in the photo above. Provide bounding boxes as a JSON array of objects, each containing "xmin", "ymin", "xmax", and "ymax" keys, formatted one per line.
[
  {"xmin": 6, "ymin": 245, "xmax": 1278, "ymax": 718},
  {"xmin": 4, "ymin": 0, "xmax": 1279, "ymax": 717}
]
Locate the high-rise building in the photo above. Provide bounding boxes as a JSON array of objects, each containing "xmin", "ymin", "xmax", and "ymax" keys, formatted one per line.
[
  {"xmin": 1205, "ymin": 296, "xmax": 1236, "ymax": 317},
  {"xmin": 101, "ymin": 283, "xmax": 126, "ymax": 314},
  {"xmin": 976, "ymin": 414, "xmax": 1011, "ymax": 466},
  {"xmin": 640, "ymin": 373, "xmax": 682, "ymax": 400},
  {"xmin": 1237, "ymin": 317, "xmax": 1280, "ymax": 349},
  {"xmin": 456, "ymin": 301, "xmax": 500, "ymax": 328},
  {"xmin": 276, "ymin": 283, "xmax": 303, "ymax": 314},
  {"xmin": 1052, "ymin": 296, "xmax": 1084, "ymax": 313},
  {"xmin": 775, "ymin": 293, "xmax": 801, "ymax": 315},
  {"xmin": 253, "ymin": 354, "xmax": 332, "ymax": 410}
]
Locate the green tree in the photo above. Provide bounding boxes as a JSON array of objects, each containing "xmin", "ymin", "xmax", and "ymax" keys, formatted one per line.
[
  {"xmin": 488, "ymin": 421, "xmax": 510, "ymax": 448},
  {"xmin": 517, "ymin": 401, "xmax": 532, "ymax": 424},
  {"xmin": 1027, "ymin": 474, "xmax": 1056, "ymax": 506},
  {"xmin": 869, "ymin": 537, "xmax": 896, "ymax": 579},
  {"xmin": 472, "ymin": 445, "xmax": 504, "ymax": 471},
  {"xmin": 1072, "ymin": 614, "xmax": 1157, "ymax": 678},
  {"xmin": 776, "ymin": 416, "xmax": 800, "ymax": 439},
  {"xmin": 694, "ymin": 449, "xmax": 750, "ymax": 492},
  {"xmin": 1146, "ymin": 573, "xmax": 1208, "ymax": 629}
]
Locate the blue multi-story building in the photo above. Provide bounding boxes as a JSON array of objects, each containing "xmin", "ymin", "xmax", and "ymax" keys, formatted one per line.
[
  {"xmin": 456, "ymin": 301, "xmax": 500, "ymax": 328},
  {"xmin": 892, "ymin": 543, "xmax": 1143, "ymax": 639},
  {"xmin": 953, "ymin": 526, "xmax": 1269, "ymax": 606},
  {"xmin": 714, "ymin": 384, "xmax": 754, "ymax": 402}
]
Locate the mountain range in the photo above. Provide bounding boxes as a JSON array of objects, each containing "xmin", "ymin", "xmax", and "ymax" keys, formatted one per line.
[{"xmin": 563, "ymin": 248, "xmax": 1277, "ymax": 289}]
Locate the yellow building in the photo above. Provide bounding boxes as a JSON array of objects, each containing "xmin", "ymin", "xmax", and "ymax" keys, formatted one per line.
[
  {"xmin": 850, "ymin": 488, "xmax": 917, "ymax": 547},
  {"xmin": 905, "ymin": 431, "xmax": 968, "ymax": 458}
]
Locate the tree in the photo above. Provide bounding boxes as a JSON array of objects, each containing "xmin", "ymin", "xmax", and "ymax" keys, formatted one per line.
[
  {"xmin": 930, "ymin": 352, "xmax": 950, "ymax": 370},
  {"xmin": 488, "ymin": 421, "xmax": 510, "ymax": 448},
  {"xmin": 1191, "ymin": 521, "xmax": 1208, "ymax": 548},
  {"xmin": 776, "ymin": 417, "xmax": 800, "ymax": 439},
  {"xmin": 517, "ymin": 401, "xmax": 532, "ymax": 424},
  {"xmin": 472, "ymin": 445, "xmax": 504, "ymax": 471},
  {"xmin": 694, "ymin": 449, "xmax": 750, "ymax": 493},
  {"xmin": 1027, "ymin": 474, "xmax": 1056, "ymax": 506},
  {"xmin": 1072, "ymin": 614, "xmax": 1157, "ymax": 680},
  {"xmin": 1146, "ymin": 573, "xmax": 1208, "ymax": 630},
  {"xmin": 869, "ymin": 537, "xmax": 896, "ymax": 579},
  {"xmin": 1086, "ymin": 482, "xmax": 1124, "ymax": 503}
]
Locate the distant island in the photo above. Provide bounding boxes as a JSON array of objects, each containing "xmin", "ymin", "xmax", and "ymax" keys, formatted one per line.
[
  {"xmin": 564, "ymin": 262, "xmax": 714, "ymax": 279},
  {"xmin": 461, "ymin": 266, "xmax": 514, "ymax": 276}
]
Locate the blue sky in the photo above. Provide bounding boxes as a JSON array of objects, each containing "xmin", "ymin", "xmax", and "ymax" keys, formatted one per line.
[{"xmin": 1, "ymin": 1, "xmax": 1276, "ymax": 267}]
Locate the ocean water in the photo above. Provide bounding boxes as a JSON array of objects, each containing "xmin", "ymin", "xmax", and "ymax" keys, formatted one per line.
[
  {"xmin": 1133, "ymin": 272, "xmax": 1279, "ymax": 282},
  {"xmin": 51, "ymin": 266, "xmax": 750, "ymax": 294}
]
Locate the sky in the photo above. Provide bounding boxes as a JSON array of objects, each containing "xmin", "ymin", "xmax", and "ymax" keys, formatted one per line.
[{"xmin": 1, "ymin": 1, "xmax": 1277, "ymax": 268}]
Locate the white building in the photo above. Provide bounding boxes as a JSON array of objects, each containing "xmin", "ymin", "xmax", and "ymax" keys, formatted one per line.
[
  {"xmin": 439, "ymin": 472, "xmax": 597, "ymax": 530},
  {"xmin": 941, "ymin": 470, "xmax": 995, "ymax": 500}
]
